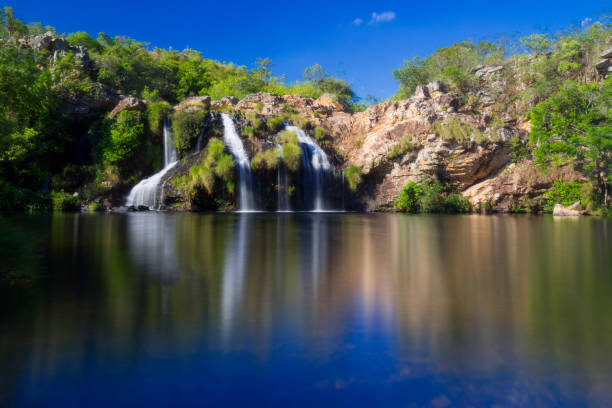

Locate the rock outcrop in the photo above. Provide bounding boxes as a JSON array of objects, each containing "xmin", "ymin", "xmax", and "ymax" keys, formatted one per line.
[
  {"xmin": 316, "ymin": 84, "xmax": 522, "ymax": 209},
  {"xmin": 463, "ymin": 162, "xmax": 585, "ymax": 212},
  {"xmin": 176, "ymin": 95, "xmax": 212, "ymax": 112},
  {"xmin": 21, "ymin": 31, "xmax": 92, "ymax": 70},
  {"xmin": 596, "ymin": 47, "xmax": 612, "ymax": 79},
  {"xmin": 108, "ymin": 96, "xmax": 146, "ymax": 119}
]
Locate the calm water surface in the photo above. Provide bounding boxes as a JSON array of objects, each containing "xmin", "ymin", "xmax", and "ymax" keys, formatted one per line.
[{"xmin": 1, "ymin": 213, "xmax": 611, "ymax": 407}]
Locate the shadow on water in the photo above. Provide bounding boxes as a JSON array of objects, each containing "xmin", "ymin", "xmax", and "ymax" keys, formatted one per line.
[{"xmin": 0, "ymin": 213, "xmax": 611, "ymax": 407}]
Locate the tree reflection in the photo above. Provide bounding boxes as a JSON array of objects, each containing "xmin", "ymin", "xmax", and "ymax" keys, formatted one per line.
[{"xmin": 1, "ymin": 214, "xmax": 611, "ymax": 407}]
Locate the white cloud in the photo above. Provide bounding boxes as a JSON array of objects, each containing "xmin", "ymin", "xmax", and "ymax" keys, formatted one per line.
[
  {"xmin": 369, "ymin": 11, "xmax": 396, "ymax": 24},
  {"xmin": 581, "ymin": 17, "xmax": 592, "ymax": 27},
  {"xmin": 352, "ymin": 18, "xmax": 363, "ymax": 26}
]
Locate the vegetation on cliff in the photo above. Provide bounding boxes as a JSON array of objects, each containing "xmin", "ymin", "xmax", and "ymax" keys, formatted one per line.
[
  {"xmin": 0, "ymin": 7, "xmax": 356, "ymax": 210},
  {"xmin": 392, "ymin": 17, "xmax": 611, "ymax": 213}
]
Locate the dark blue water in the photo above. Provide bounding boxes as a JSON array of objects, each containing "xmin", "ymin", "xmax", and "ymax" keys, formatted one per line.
[{"xmin": 1, "ymin": 213, "xmax": 612, "ymax": 407}]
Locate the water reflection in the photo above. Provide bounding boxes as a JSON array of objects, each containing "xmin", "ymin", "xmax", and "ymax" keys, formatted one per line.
[
  {"xmin": 127, "ymin": 213, "xmax": 180, "ymax": 284},
  {"xmin": 1, "ymin": 213, "xmax": 611, "ymax": 407}
]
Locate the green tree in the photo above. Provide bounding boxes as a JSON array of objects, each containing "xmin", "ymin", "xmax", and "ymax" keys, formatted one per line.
[
  {"xmin": 520, "ymin": 33, "xmax": 552, "ymax": 54},
  {"xmin": 530, "ymin": 79, "xmax": 612, "ymax": 207},
  {"xmin": 0, "ymin": 7, "xmax": 28, "ymax": 38}
]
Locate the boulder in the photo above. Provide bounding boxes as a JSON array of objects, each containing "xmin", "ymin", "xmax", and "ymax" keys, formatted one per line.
[
  {"xmin": 426, "ymin": 81, "xmax": 446, "ymax": 97},
  {"xmin": 108, "ymin": 96, "xmax": 146, "ymax": 119},
  {"xmin": 64, "ymin": 83, "xmax": 121, "ymax": 116},
  {"xmin": 315, "ymin": 93, "xmax": 345, "ymax": 111},
  {"xmin": 413, "ymin": 85, "xmax": 430, "ymax": 99},
  {"xmin": 553, "ymin": 202, "xmax": 586, "ymax": 216},
  {"xmin": 176, "ymin": 95, "xmax": 211, "ymax": 112},
  {"xmin": 600, "ymin": 47, "xmax": 612, "ymax": 59},
  {"xmin": 26, "ymin": 31, "xmax": 91, "ymax": 70},
  {"xmin": 213, "ymin": 96, "xmax": 240, "ymax": 110},
  {"xmin": 234, "ymin": 93, "xmax": 279, "ymax": 112}
]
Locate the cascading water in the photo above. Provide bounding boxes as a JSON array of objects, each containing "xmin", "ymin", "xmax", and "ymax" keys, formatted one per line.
[
  {"xmin": 221, "ymin": 113, "xmax": 255, "ymax": 212},
  {"xmin": 285, "ymin": 125, "xmax": 331, "ymax": 211},
  {"xmin": 125, "ymin": 120, "xmax": 178, "ymax": 209},
  {"xmin": 276, "ymin": 145, "xmax": 290, "ymax": 212}
]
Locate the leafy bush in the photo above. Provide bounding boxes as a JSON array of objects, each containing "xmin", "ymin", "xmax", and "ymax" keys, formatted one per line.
[
  {"xmin": 50, "ymin": 190, "xmax": 81, "ymax": 211},
  {"xmin": 344, "ymin": 166, "xmax": 362, "ymax": 191},
  {"xmin": 395, "ymin": 179, "xmax": 472, "ymax": 213},
  {"xmin": 395, "ymin": 182, "xmax": 422, "ymax": 212},
  {"xmin": 543, "ymin": 181, "xmax": 590, "ymax": 212},
  {"xmin": 441, "ymin": 193, "xmax": 472, "ymax": 213},
  {"xmin": 172, "ymin": 109, "xmax": 209, "ymax": 155}
]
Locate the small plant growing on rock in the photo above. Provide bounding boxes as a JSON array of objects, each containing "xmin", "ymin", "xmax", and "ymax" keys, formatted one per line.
[
  {"xmin": 279, "ymin": 129, "xmax": 298, "ymax": 145},
  {"xmin": 242, "ymin": 125, "xmax": 255, "ymax": 140},
  {"xmin": 267, "ymin": 116, "xmax": 285, "ymax": 132},
  {"xmin": 146, "ymin": 101, "xmax": 171, "ymax": 136},
  {"xmin": 281, "ymin": 144, "xmax": 301, "ymax": 172},
  {"xmin": 245, "ymin": 111, "xmax": 263, "ymax": 130},
  {"xmin": 315, "ymin": 127, "xmax": 326, "ymax": 142},
  {"xmin": 281, "ymin": 102, "xmax": 296, "ymax": 113},
  {"xmin": 344, "ymin": 166, "xmax": 362, "ymax": 191},
  {"xmin": 251, "ymin": 149, "xmax": 280, "ymax": 171},
  {"xmin": 433, "ymin": 118, "xmax": 483, "ymax": 143},
  {"xmin": 277, "ymin": 130, "xmax": 302, "ymax": 172},
  {"xmin": 388, "ymin": 135, "xmax": 416, "ymax": 161},
  {"xmin": 189, "ymin": 138, "xmax": 236, "ymax": 195}
]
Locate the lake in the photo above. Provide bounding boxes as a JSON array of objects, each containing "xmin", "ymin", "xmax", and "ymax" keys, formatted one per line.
[{"xmin": 1, "ymin": 213, "xmax": 611, "ymax": 407}]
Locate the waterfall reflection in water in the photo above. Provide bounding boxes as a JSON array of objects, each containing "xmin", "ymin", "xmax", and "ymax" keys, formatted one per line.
[{"xmin": 1, "ymin": 213, "xmax": 612, "ymax": 407}]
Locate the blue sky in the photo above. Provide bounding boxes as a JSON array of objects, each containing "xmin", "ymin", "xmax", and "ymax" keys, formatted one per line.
[{"xmin": 5, "ymin": 0, "xmax": 611, "ymax": 100}]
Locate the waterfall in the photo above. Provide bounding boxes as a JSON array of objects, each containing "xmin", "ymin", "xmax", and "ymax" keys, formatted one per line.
[
  {"xmin": 221, "ymin": 113, "xmax": 255, "ymax": 212},
  {"xmin": 276, "ymin": 145, "xmax": 291, "ymax": 212},
  {"xmin": 125, "ymin": 120, "xmax": 178, "ymax": 209},
  {"xmin": 285, "ymin": 125, "xmax": 331, "ymax": 211},
  {"xmin": 163, "ymin": 119, "xmax": 177, "ymax": 166}
]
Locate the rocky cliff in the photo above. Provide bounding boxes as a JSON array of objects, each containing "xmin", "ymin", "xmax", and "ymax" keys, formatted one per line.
[{"xmin": 139, "ymin": 73, "xmax": 582, "ymax": 213}]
